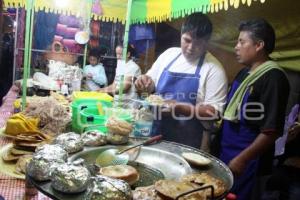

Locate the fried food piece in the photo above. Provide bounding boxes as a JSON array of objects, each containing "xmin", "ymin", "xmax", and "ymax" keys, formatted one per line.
[
  {"xmin": 154, "ymin": 180, "xmax": 206, "ymax": 200},
  {"xmin": 106, "ymin": 117, "xmax": 133, "ymax": 136},
  {"xmin": 180, "ymin": 173, "xmax": 226, "ymax": 197},
  {"xmin": 181, "ymin": 152, "xmax": 211, "ymax": 166},
  {"xmin": 15, "ymin": 155, "xmax": 32, "ymax": 174},
  {"xmin": 133, "ymin": 185, "xmax": 163, "ymax": 200},
  {"xmin": 100, "ymin": 165, "xmax": 139, "ymax": 185},
  {"xmin": 146, "ymin": 95, "xmax": 164, "ymax": 106}
]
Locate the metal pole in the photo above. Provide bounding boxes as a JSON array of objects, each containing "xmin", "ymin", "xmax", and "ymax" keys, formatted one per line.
[
  {"xmin": 21, "ymin": 0, "xmax": 33, "ymax": 110},
  {"xmin": 118, "ymin": 0, "xmax": 133, "ymax": 107},
  {"xmin": 122, "ymin": 0, "xmax": 133, "ymax": 60},
  {"xmin": 82, "ymin": 0, "xmax": 93, "ymax": 68},
  {"xmin": 27, "ymin": 4, "xmax": 35, "ymax": 77}
]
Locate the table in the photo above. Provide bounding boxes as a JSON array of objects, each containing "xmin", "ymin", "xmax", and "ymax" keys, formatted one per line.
[{"xmin": 0, "ymin": 86, "xmax": 51, "ymax": 200}]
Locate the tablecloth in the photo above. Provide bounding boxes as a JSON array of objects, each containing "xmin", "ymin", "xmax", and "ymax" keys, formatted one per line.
[{"xmin": 0, "ymin": 86, "xmax": 51, "ymax": 200}]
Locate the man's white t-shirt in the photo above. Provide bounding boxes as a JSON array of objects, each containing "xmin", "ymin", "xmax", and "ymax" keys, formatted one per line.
[
  {"xmin": 147, "ymin": 47, "xmax": 228, "ymax": 113},
  {"xmin": 114, "ymin": 59, "xmax": 141, "ymax": 100}
]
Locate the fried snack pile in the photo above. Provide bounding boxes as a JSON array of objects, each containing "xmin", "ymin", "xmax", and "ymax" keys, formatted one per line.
[
  {"xmin": 2, "ymin": 132, "xmax": 53, "ymax": 175},
  {"xmin": 145, "ymin": 95, "xmax": 164, "ymax": 106},
  {"xmin": 24, "ymin": 96, "xmax": 71, "ymax": 136},
  {"xmin": 106, "ymin": 117, "xmax": 133, "ymax": 136}
]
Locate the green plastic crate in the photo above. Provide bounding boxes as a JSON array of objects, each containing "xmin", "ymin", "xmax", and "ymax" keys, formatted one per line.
[{"xmin": 71, "ymin": 99, "xmax": 112, "ymax": 133}]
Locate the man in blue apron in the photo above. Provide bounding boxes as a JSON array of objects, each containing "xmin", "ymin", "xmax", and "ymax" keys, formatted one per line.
[
  {"xmin": 135, "ymin": 13, "xmax": 228, "ymax": 148},
  {"xmin": 220, "ymin": 19, "xmax": 290, "ymax": 199}
]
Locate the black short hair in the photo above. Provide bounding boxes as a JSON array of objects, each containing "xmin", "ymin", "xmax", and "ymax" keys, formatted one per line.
[
  {"xmin": 127, "ymin": 45, "xmax": 136, "ymax": 58},
  {"xmin": 181, "ymin": 12, "xmax": 212, "ymax": 40},
  {"xmin": 115, "ymin": 44, "xmax": 137, "ymax": 58},
  {"xmin": 89, "ymin": 48, "xmax": 100, "ymax": 59},
  {"xmin": 239, "ymin": 19, "xmax": 275, "ymax": 54}
]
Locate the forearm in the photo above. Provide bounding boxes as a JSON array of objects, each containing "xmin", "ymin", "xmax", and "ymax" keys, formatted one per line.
[
  {"xmin": 114, "ymin": 83, "xmax": 131, "ymax": 94},
  {"xmin": 100, "ymin": 83, "xmax": 116, "ymax": 95},
  {"xmin": 175, "ymin": 103, "xmax": 216, "ymax": 118},
  {"xmin": 236, "ymin": 132, "xmax": 278, "ymax": 162},
  {"xmin": 114, "ymin": 77, "xmax": 133, "ymax": 94}
]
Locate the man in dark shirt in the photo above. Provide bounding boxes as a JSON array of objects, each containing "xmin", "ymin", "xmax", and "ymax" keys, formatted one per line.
[{"xmin": 219, "ymin": 19, "xmax": 290, "ymax": 200}]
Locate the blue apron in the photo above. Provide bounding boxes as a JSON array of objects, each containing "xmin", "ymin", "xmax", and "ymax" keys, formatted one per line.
[
  {"xmin": 152, "ymin": 53, "xmax": 204, "ymax": 148},
  {"xmin": 220, "ymin": 80, "xmax": 259, "ymax": 200}
]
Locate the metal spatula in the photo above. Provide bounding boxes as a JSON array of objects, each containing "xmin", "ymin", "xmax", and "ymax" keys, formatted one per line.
[{"xmin": 95, "ymin": 135, "xmax": 162, "ymax": 167}]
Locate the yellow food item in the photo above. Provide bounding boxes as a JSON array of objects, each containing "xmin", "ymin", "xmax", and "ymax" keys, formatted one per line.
[
  {"xmin": 5, "ymin": 113, "xmax": 40, "ymax": 136},
  {"xmin": 97, "ymin": 103, "xmax": 104, "ymax": 115}
]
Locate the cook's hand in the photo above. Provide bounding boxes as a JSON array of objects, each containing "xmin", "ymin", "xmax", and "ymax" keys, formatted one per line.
[
  {"xmin": 288, "ymin": 123, "xmax": 300, "ymax": 142},
  {"xmin": 228, "ymin": 156, "xmax": 247, "ymax": 177},
  {"xmin": 135, "ymin": 75, "xmax": 155, "ymax": 94}
]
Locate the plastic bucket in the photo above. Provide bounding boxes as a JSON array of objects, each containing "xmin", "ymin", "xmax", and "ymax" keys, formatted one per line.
[
  {"xmin": 80, "ymin": 107, "xmax": 108, "ymax": 133},
  {"xmin": 71, "ymin": 99, "xmax": 112, "ymax": 133}
]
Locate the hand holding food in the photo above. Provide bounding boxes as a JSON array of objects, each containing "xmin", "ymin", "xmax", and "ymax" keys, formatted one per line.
[{"xmin": 135, "ymin": 75, "xmax": 155, "ymax": 94}]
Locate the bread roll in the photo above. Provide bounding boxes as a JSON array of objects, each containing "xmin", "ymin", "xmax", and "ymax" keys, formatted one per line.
[{"xmin": 99, "ymin": 165, "xmax": 139, "ymax": 185}]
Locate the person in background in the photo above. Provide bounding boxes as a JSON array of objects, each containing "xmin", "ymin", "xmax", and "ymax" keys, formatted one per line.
[
  {"xmin": 83, "ymin": 48, "xmax": 107, "ymax": 91},
  {"xmin": 219, "ymin": 19, "xmax": 290, "ymax": 200},
  {"xmin": 135, "ymin": 12, "xmax": 228, "ymax": 148},
  {"xmin": 0, "ymin": 15, "xmax": 14, "ymax": 105},
  {"xmin": 99, "ymin": 44, "xmax": 141, "ymax": 100},
  {"xmin": 262, "ymin": 103, "xmax": 300, "ymax": 200}
]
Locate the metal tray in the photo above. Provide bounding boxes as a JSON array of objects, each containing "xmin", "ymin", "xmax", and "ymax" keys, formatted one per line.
[{"xmin": 30, "ymin": 137, "xmax": 233, "ymax": 200}]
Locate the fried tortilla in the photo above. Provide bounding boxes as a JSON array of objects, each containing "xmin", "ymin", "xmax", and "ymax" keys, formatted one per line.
[
  {"xmin": 180, "ymin": 173, "xmax": 226, "ymax": 197},
  {"xmin": 133, "ymin": 185, "xmax": 163, "ymax": 200},
  {"xmin": 154, "ymin": 180, "xmax": 206, "ymax": 200}
]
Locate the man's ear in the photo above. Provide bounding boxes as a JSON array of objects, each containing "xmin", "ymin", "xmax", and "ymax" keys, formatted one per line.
[{"xmin": 256, "ymin": 40, "xmax": 265, "ymax": 52}]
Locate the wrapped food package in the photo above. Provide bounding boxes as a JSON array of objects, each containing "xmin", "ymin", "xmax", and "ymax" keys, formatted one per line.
[
  {"xmin": 81, "ymin": 130, "xmax": 107, "ymax": 146},
  {"xmin": 27, "ymin": 144, "xmax": 68, "ymax": 181},
  {"xmin": 27, "ymin": 156, "xmax": 65, "ymax": 181},
  {"xmin": 85, "ymin": 175, "xmax": 132, "ymax": 200},
  {"xmin": 54, "ymin": 132, "xmax": 84, "ymax": 153},
  {"xmin": 35, "ymin": 144, "xmax": 68, "ymax": 161},
  {"xmin": 51, "ymin": 163, "xmax": 90, "ymax": 193}
]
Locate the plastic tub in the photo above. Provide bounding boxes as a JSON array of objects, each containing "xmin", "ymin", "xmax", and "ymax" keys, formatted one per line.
[
  {"xmin": 71, "ymin": 99, "xmax": 112, "ymax": 133},
  {"xmin": 80, "ymin": 107, "xmax": 107, "ymax": 132},
  {"xmin": 72, "ymin": 92, "xmax": 113, "ymax": 102},
  {"xmin": 78, "ymin": 107, "xmax": 134, "ymax": 134},
  {"xmin": 104, "ymin": 107, "xmax": 134, "ymax": 122}
]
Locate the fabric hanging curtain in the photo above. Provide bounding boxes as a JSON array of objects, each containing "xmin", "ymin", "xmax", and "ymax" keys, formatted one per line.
[{"xmin": 3, "ymin": 0, "xmax": 267, "ymax": 24}]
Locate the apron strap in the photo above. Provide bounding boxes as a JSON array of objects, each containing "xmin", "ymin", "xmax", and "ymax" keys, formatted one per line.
[
  {"xmin": 165, "ymin": 53, "xmax": 181, "ymax": 70},
  {"xmin": 194, "ymin": 53, "xmax": 206, "ymax": 76},
  {"xmin": 165, "ymin": 52, "xmax": 206, "ymax": 76}
]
